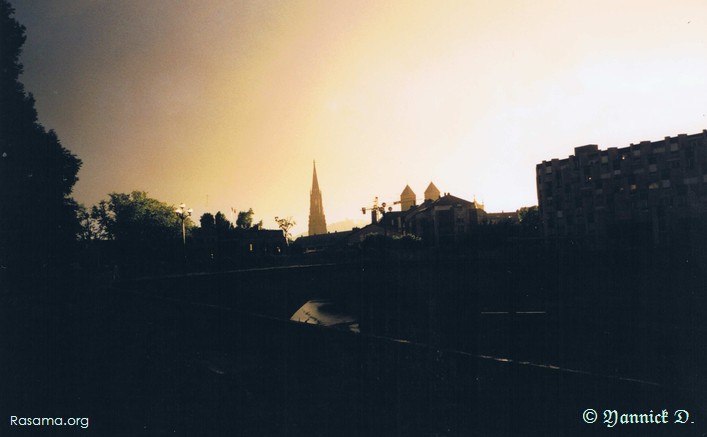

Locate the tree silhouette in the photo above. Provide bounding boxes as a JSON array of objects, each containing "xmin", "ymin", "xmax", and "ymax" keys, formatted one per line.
[
  {"xmin": 199, "ymin": 212, "xmax": 215, "ymax": 230},
  {"xmin": 0, "ymin": 0, "xmax": 82, "ymax": 283},
  {"xmin": 518, "ymin": 206, "xmax": 540, "ymax": 234},
  {"xmin": 215, "ymin": 211, "xmax": 232, "ymax": 232},
  {"xmin": 76, "ymin": 204, "xmax": 95, "ymax": 242},
  {"xmin": 91, "ymin": 191, "xmax": 192, "ymax": 276},
  {"xmin": 274, "ymin": 216, "xmax": 296, "ymax": 244},
  {"xmin": 236, "ymin": 208, "xmax": 254, "ymax": 229}
]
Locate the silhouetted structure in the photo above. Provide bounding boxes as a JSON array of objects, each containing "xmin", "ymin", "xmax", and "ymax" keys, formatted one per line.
[
  {"xmin": 295, "ymin": 231, "xmax": 351, "ymax": 253},
  {"xmin": 360, "ymin": 183, "xmax": 493, "ymax": 246},
  {"xmin": 537, "ymin": 130, "xmax": 707, "ymax": 245},
  {"xmin": 400, "ymin": 185, "xmax": 417, "ymax": 211},
  {"xmin": 194, "ymin": 225, "xmax": 286, "ymax": 268},
  {"xmin": 405, "ymin": 193, "xmax": 487, "ymax": 246},
  {"xmin": 308, "ymin": 161, "xmax": 327, "ymax": 236},
  {"xmin": 486, "ymin": 211, "xmax": 520, "ymax": 224},
  {"xmin": 423, "ymin": 182, "xmax": 441, "ymax": 201}
]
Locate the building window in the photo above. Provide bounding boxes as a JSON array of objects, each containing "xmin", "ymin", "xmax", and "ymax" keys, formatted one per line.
[
  {"xmin": 649, "ymin": 164, "xmax": 657, "ymax": 173},
  {"xmin": 670, "ymin": 143, "xmax": 679, "ymax": 152},
  {"xmin": 684, "ymin": 177, "xmax": 698, "ymax": 185},
  {"xmin": 545, "ymin": 166, "xmax": 553, "ymax": 174},
  {"xmin": 662, "ymin": 180, "xmax": 671, "ymax": 188},
  {"xmin": 649, "ymin": 182, "xmax": 659, "ymax": 190}
]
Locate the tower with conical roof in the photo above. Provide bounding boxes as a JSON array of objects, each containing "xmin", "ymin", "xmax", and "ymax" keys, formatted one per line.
[
  {"xmin": 308, "ymin": 161, "xmax": 327, "ymax": 236},
  {"xmin": 400, "ymin": 185, "xmax": 417, "ymax": 211},
  {"xmin": 424, "ymin": 182, "xmax": 441, "ymax": 201}
]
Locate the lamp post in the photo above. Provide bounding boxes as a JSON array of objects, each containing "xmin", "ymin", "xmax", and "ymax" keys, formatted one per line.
[{"xmin": 175, "ymin": 204, "xmax": 192, "ymax": 271}]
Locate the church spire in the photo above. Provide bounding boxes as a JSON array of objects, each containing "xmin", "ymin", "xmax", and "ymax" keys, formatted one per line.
[
  {"xmin": 308, "ymin": 160, "xmax": 327, "ymax": 236},
  {"xmin": 312, "ymin": 160, "xmax": 320, "ymax": 191}
]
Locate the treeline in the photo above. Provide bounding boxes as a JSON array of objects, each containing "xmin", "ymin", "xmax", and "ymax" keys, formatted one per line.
[
  {"xmin": 1, "ymin": 2, "xmax": 82, "ymax": 288},
  {"xmin": 76, "ymin": 190, "xmax": 281, "ymax": 278}
]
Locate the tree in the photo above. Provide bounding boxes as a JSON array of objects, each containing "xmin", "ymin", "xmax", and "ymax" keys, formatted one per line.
[
  {"xmin": 199, "ymin": 213, "xmax": 215, "ymax": 230},
  {"xmin": 274, "ymin": 216, "xmax": 296, "ymax": 244},
  {"xmin": 518, "ymin": 206, "xmax": 540, "ymax": 232},
  {"xmin": 0, "ymin": 1, "xmax": 82, "ymax": 282},
  {"xmin": 91, "ymin": 191, "xmax": 191, "ymax": 241},
  {"xmin": 214, "ymin": 211, "xmax": 232, "ymax": 233},
  {"xmin": 236, "ymin": 208, "xmax": 254, "ymax": 229},
  {"xmin": 91, "ymin": 191, "xmax": 192, "ymax": 276},
  {"xmin": 76, "ymin": 204, "xmax": 95, "ymax": 242},
  {"xmin": 90, "ymin": 200, "xmax": 112, "ymax": 240}
]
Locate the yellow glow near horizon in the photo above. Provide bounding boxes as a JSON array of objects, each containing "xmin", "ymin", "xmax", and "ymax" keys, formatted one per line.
[{"xmin": 13, "ymin": 0, "xmax": 707, "ymax": 236}]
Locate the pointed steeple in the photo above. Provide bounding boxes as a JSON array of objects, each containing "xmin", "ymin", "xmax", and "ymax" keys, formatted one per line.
[
  {"xmin": 311, "ymin": 160, "xmax": 320, "ymax": 191},
  {"xmin": 308, "ymin": 160, "xmax": 327, "ymax": 236},
  {"xmin": 424, "ymin": 182, "xmax": 440, "ymax": 201},
  {"xmin": 400, "ymin": 184, "xmax": 416, "ymax": 211}
]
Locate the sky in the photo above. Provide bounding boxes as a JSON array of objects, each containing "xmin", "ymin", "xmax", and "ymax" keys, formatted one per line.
[{"xmin": 12, "ymin": 0, "xmax": 707, "ymax": 236}]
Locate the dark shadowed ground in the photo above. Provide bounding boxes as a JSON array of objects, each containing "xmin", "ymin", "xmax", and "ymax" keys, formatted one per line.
[{"xmin": 1, "ymin": 251, "xmax": 705, "ymax": 436}]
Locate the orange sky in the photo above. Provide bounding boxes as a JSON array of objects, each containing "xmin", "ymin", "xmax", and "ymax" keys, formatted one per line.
[{"xmin": 14, "ymin": 0, "xmax": 707, "ymax": 236}]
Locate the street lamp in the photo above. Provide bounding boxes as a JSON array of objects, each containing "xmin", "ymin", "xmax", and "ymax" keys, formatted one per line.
[{"xmin": 174, "ymin": 203, "xmax": 193, "ymax": 246}]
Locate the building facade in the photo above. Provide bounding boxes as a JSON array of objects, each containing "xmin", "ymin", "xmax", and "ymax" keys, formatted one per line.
[
  {"xmin": 308, "ymin": 161, "xmax": 327, "ymax": 236},
  {"xmin": 404, "ymin": 193, "xmax": 487, "ymax": 246},
  {"xmin": 536, "ymin": 130, "xmax": 707, "ymax": 244}
]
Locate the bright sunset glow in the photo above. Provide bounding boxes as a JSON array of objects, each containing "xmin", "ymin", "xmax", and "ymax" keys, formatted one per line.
[{"xmin": 14, "ymin": 0, "xmax": 707, "ymax": 236}]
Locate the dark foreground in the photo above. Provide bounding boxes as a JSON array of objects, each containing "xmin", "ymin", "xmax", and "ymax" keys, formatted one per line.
[{"xmin": 1, "ymin": 283, "xmax": 703, "ymax": 437}]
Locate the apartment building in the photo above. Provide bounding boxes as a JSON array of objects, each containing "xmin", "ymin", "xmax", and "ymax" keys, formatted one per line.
[{"xmin": 536, "ymin": 130, "xmax": 707, "ymax": 244}]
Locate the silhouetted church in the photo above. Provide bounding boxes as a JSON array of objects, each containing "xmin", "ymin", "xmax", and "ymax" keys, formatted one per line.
[
  {"xmin": 393, "ymin": 182, "xmax": 487, "ymax": 245},
  {"xmin": 308, "ymin": 161, "xmax": 327, "ymax": 236}
]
